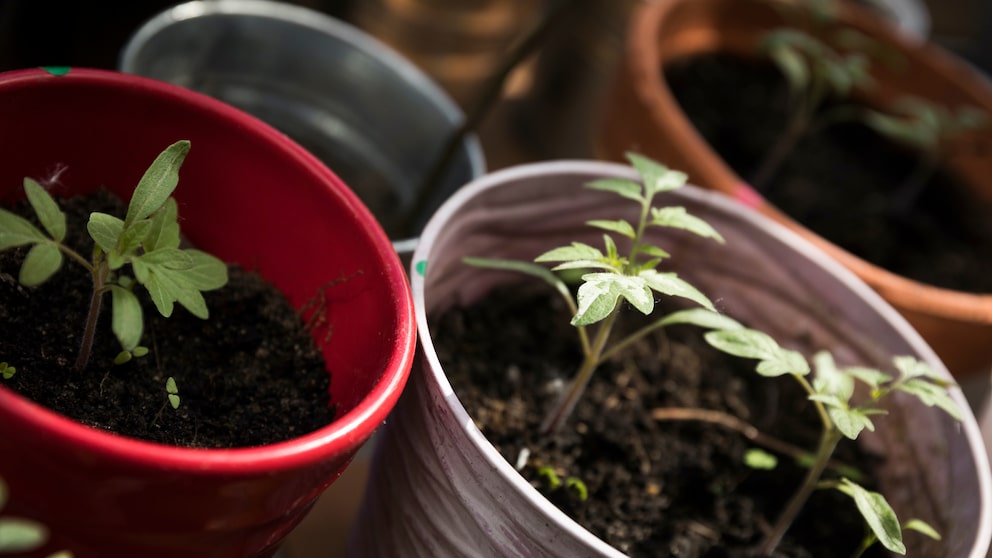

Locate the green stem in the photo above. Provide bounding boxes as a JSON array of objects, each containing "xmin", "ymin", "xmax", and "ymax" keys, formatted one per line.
[
  {"xmin": 758, "ymin": 428, "xmax": 844, "ymax": 556},
  {"xmin": 74, "ymin": 262, "xmax": 108, "ymax": 372},
  {"xmin": 540, "ymin": 309, "xmax": 619, "ymax": 434},
  {"xmin": 56, "ymin": 243, "xmax": 94, "ymax": 273}
]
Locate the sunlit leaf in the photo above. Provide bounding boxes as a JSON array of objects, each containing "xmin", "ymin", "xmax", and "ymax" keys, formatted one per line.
[{"xmin": 837, "ymin": 479, "xmax": 906, "ymax": 554}]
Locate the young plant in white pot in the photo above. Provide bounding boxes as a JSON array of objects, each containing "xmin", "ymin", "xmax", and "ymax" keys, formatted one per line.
[{"xmin": 349, "ymin": 157, "xmax": 991, "ymax": 556}]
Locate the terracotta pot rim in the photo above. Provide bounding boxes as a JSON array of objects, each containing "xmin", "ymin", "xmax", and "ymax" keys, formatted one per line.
[
  {"xmin": 627, "ymin": 0, "xmax": 992, "ymax": 324},
  {"xmin": 410, "ymin": 159, "xmax": 992, "ymax": 557},
  {"xmin": 0, "ymin": 67, "xmax": 416, "ymax": 474}
]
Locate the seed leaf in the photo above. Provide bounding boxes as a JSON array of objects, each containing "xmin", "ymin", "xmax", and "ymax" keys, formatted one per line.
[
  {"xmin": 657, "ymin": 308, "xmax": 744, "ymax": 331},
  {"xmin": 536, "ymin": 242, "xmax": 605, "ymax": 263},
  {"xmin": 18, "ymin": 243, "xmax": 63, "ymax": 287},
  {"xmin": 0, "ymin": 517, "xmax": 48, "ymax": 552},
  {"xmin": 463, "ymin": 257, "xmax": 573, "ymax": 305},
  {"xmin": 0, "ymin": 207, "xmax": 47, "ymax": 250},
  {"xmin": 23, "ymin": 178, "xmax": 66, "ymax": 242},
  {"xmin": 587, "ymin": 219, "xmax": 636, "ymax": 238},
  {"xmin": 125, "ymin": 140, "xmax": 190, "ymax": 228},
  {"xmin": 902, "ymin": 519, "xmax": 941, "ymax": 541},
  {"xmin": 744, "ymin": 448, "xmax": 778, "ymax": 470},
  {"xmin": 110, "ymin": 286, "xmax": 143, "ymax": 351}
]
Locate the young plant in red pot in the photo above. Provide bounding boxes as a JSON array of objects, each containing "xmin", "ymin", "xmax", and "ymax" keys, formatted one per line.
[
  {"xmin": 599, "ymin": 0, "xmax": 992, "ymax": 382},
  {"xmin": 350, "ymin": 157, "xmax": 991, "ymax": 556},
  {"xmin": 0, "ymin": 67, "xmax": 415, "ymax": 558}
]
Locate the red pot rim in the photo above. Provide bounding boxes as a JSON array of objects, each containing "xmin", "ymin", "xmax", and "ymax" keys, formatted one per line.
[{"xmin": 0, "ymin": 67, "xmax": 416, "ymax": 475}]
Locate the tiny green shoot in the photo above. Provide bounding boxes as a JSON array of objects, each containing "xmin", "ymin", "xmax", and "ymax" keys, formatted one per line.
[
  {"xmin": 166, "ymin": 376, "xmax": 180, "ymax": 410},
  {"xmin": 0, "ymin": 363, "xmax": 14, "ymax": 380},
  {"xmin": 744, "ymin": 448, "xmax": 779, "ymax": 470},
  {"xmin": 564, "ymin": 477, "xmax": 589, "ymax": 501},
  {"xmin": 0, "ymin": 141, "xmax": 229, "ymax": 371},
  {"xmin": 536, "ymin": 466, "xmax": 561, "ymax": 490}
]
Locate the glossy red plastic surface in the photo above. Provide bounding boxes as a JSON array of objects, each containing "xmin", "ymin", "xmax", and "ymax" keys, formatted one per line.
[{"xmin": 0, "ymin": 68, "xmax": 415, "ymax": 557}]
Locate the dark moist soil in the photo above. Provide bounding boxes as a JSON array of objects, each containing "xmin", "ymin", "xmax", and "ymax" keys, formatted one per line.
[
  {"xmin": 664, "ymin": 52, "xmax": 992, "ymax": 294},
  {"xmin": 0, "ymin": 189, "xmax": 336, "ymax": 448},
  {"xmin": 435, "ymin": 285, "xmax": 888, "ymax": 558}
]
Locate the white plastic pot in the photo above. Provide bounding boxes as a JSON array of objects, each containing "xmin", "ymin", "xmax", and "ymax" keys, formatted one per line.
[{"xmin": 350, "ymin": 160, "xmax": 992, "ymax": 557}]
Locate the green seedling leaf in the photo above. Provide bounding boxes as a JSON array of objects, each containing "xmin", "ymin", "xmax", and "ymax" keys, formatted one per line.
[
  {"xmin": 587, "ymin": 219, "xmax": 635, "ymax": 238},
  {"xmin": 657, "ymin": 308, "xmax": 744, "ymax": 331},
  {"xmin": 166, "ymin": 376, "xmax": 180, "ymax": 409},
  {"xmin": 584, "ymin": 178, "xmax": 644, "ymax": 203},
  {"xmin": 639, "ymin": 269, "xmax": 715, "ymax": 311},
  {"xmin": 87, "ymin": 212, "xmax": 125, "ymax": 253},
  {"xmin": 639, "ymin": 245, "xmax": 670, "ymax": 260},
  {"xmin": 649, "ymin": 207, "xmax": 725, "ymax": 242},
  {"xmin": 704, "ymin": 329, "xmax": 810, "ymax": 377},
  {"xmin": 837, "ymin": 479, "xmax": 906, "ymax": 554},
  {"xmin": 182, "ymin": 250, "xmax": 229, "ymax": 291},
  {"xmin": 0, "ymin": 517, "xmax": 48, "ymax": 552},
  {"xmin": 536, "ymin": 242, "xmax": 605, "ymax": 264},
  {"xmin": 627, "ymin": 153, "xmax": 687, "ymax": 197},
  {"xmin": 812, "ymin": 351, "xmax": 854, "ymax": 402},
  {"xmin": 0, "ymin": 362, "xmax": 15, "ymax": 380},
  {"xmin": 144, "ymin": 198, "xmax": 181, "ymax": 252},
  {"xmin": 0, "ymin": 207, "xmax": 48, "ymax": 250},
  {"xmin": 139, "ymin": 248, "xmax": 195, "ymax": 271},
  {"xmin": 895, "ymin": 378, "xmax": 962, "ymax": 421},
  {"xmin": 133, "ymin": 346, "xmax": 149, "ymax": 358},
  {"xmin": 118, "ymin": 219, "xmax": 153, "ymax": 256},
  {"xmin": 464, "ymin": 257, "xmax": 574, "ymax": 306},
  {"xmin": 536, "ymin": 467, "xmax": 561, "ymax": 489},
  {"xmin": 144, "ymin": 265, "xmax": 209, "ymax": 319},
  {"xmin": 113, "ymin": 351, "xmax": 132, "ymax": 365},
  {"xmin": 844, "ymin": 366, "xmax": 892, "ymax": 390},
  {"xmin": 829, "ymin": 405, "xmax": 875, "ymax": 440},
  {"xmin": 573, "ymin": 273, "xmax": 653, "ymax": 326},
  {"xmin": 744, "ymin": 448, "xmax": 779, "ymax": 470},
  {"xmin": 565, "ymin": 477, "xmax": 589, "ymax": 501},
  {"xmin": 110, "ymin": 286, "xmax": 143, "ymax": 351},
  {"xmin": 23, "ymin": 178, "xmax": 66, "ymax": 242},
  {"xmin": 18, "ymin": 243, "xmax": 63, "ymax": 287},
  {"xmin": 124, "ymin": 140, "xmax": 191, "ymax": 228},
  {"xmin": 902, "ymin": 519, "xmax": 941, "ymax": 541}
]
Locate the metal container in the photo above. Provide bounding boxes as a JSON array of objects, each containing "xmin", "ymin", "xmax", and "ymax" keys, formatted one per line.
[{"xmin": 120, "ymin": 0, "xmax": 485, "ymax": 253}]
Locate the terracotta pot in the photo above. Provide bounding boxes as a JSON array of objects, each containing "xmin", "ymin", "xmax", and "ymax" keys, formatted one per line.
[
  {"xmin": 0, "ymin": 68, "xmax": 415, "ymax": 558},
  {"xmin": 598, "ymin": 0, "xmax": 992, "ymax": 379},
  {"xmin": 348, "ymin": 160, "xmax": 992, "ymax": 557}
]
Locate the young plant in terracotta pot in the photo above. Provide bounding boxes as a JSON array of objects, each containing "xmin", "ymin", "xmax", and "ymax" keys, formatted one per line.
[
  {"xmin": 349, "ymin": 157, "xmax": 991, "ymax": 556},
  {"xmin": 0, "ymin": 67, "xmax": 415, "ymax": 558},
  {"xmin": 598, "ymin": 0, "xmax": 992, "ymax": 382}
]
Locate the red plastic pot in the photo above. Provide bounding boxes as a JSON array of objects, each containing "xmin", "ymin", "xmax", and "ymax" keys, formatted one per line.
[{"xmin": 0, "ymin": 68, "xmax": 415, "ymax": 558}]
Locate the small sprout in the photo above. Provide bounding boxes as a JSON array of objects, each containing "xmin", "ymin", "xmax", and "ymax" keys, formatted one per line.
[
  {"xmin": 0, "ymin": 141, "xmax": 229, "ymax": 371},
  {"xmin": 564, "ymin": 477, "xmax": 588, "ymax": 501},
  {"xmin": 166, "ymin": 376, "xmax": 180, "ymax": 410},
  {"xmin": 0, "ymin": 363, "xmax": 15, "ymax": 380},
  {"xmin": 744, "ymin": 448, "xmax": 779, "ymax": 470},
  {"xmin": 536, "ymin": 466, "xmax": 561, "ymax": 490}
]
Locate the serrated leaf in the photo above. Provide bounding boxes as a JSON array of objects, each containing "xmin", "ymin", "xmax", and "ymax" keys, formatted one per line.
[
  {"xmin": 139, "ymin": 248, "xmax": 194, "ymax": 271},
  {"xmin": 585, "ymin": 178, "xmax": 644, "ymax": 202},
  {"xmin": 828, "ymin": 406, "xmax": 874, "ymax": 439},
  {"xmin": 111, "ymin": 286, "xmax": 143, "ymax": 351},
  {"xmin": 183, "ymin": 250, "xmax": 229, "ymax": 291},
  {"xmin": 893, "ymin": 356, "xmax": 941, "ymax": 381},
  {"xmin": 895, "ymin": 378, "xmax": 962, "ymax": 421},
  {"xmin": 144, "ymin": 197, "xmax": 180, "ymax": 252},
  {"xmin": 705, "ymin": 329, "xmax": 810, "ymax": 377},
  {"xmin": 536, "ymin": 242, "xmax": 605, "ymax": 263},
  {"xmin": 119, "ymin": 220, "xmax": 152, "ymax": 256},
  {"xmin": 626, "ymin": 153, "xmax": 687, "ymax": 197},
  {"xmin": 756, "ymin": 350, "xmax": 809, "ymax": 377},
  {"xmin": 573, "ymin": 273, "xmax": 652, "ymax": 326},
  {"xmin": 0, "ymin": 207, "xmax": 47, "ymax": 250},
  {"xmin": 837, "ymin": 479, "xmax": 906, "ymax": 554},
  {"xmin": 844, "ymin": 366, "xmax": 892, "ymax": 389},
  {"xmin": 18, "ymin": 243, "xmax": 63, "ymax": 286},
  {"xmin": 0, "ymin": 517, "xmax": 48, "ymax": 552},
  {"xmin": 650, "ymin": 207, "xmax": 725, "ymax": 242},
  {"xmin": 125, "ymin": 140, "xmax": 191, "ymax": 228},
  {"xmin": 23, "ymin": 178, "xmax": 65, "ymax": 242},
  {"xmin": 87, "ymin": 212, "xmax": 125, "ymax": 253},
  {"xmin": 657, "ymin": 308, "xmax": 744, "ymax": 331},
  {"xmin": 144, "ymin": 266, "xmax": 209, "ymax": 319},
  {"xmin": 812, "ymin": 351, "xmax": 854, "ymax": 402},
  {"xmin": 587, "ymin": 219, "xmax": 636, "ymax": 238},
  {"xmin": 639, "ymin": 269, "xmax": 715, "ymax": 311}
]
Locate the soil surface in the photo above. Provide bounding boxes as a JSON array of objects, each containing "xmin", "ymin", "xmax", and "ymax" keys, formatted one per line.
[
  {"xmin": 0, "ymin": 190, "xmax": 336, "ymax": 448},
  {"xmin": 664, "ymin": 52, "xmax": 992, "ymax": 294},
  {"xmin": 435, "ymin": 285, "xmax": 891, "ymax": 558}
]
